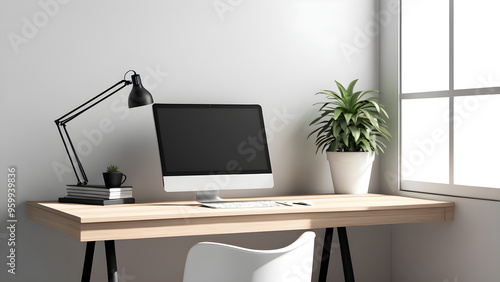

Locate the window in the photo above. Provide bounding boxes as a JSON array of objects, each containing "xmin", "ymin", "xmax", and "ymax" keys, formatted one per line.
[{"xmin": 400, "ymin": 0, "xmax": 500, "ymax": 200}]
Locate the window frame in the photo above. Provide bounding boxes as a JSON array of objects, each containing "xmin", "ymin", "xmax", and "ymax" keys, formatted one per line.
[{"xmin": 399, "ymin": 0, "xmax": 500, "ymax": 201}]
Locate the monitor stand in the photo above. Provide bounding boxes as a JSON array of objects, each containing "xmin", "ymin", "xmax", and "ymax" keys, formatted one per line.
[{"xmin": 196, "ymin": 190, "xmax": 222, "ymax": 203}]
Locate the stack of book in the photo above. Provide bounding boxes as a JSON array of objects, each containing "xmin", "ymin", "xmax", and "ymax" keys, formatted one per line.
[{"xmin": 59, "ymin": 185, "xmax": 135, "ymax": 205}]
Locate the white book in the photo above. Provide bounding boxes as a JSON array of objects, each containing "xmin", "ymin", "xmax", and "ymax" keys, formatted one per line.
[
  {"xmin": 67, "ymin": 187, "xmax": 133, "ymax": 193},
  {"xmin": 67, "ymin": 190, "xmax": 133, "ymax": 196}
]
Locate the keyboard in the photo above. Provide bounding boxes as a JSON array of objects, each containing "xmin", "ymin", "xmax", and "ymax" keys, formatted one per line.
[{"xmin": 201, "ymin": 201, "xmax": 283, "ymax": 209}]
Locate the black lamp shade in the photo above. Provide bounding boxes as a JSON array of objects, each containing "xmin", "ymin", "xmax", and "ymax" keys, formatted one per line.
[{"xmin": 128, "ymin": 74, "xmax": 154, "ymax": 108}]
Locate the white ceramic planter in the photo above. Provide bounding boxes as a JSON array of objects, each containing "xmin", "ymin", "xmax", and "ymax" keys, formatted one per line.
[{"xmin": 326, "ymin": 152, "xmax": 375, "ymax": 194}]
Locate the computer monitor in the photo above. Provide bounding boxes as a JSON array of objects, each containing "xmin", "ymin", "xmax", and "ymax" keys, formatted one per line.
[{"xmin": 152, "ymin": 104, "xmax": 274, "ymax": 202}]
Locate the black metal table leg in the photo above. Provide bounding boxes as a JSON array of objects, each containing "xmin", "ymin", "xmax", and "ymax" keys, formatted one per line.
[
  {"xmin": 338, "ymin": 227, "xmax": 355, "ymax": 282},
  {"xmin": 105, "ymin": 240, "xmax": 118, "ymax": 282},
  {"xmin": 318, "ymin": 227, "xmax": 334, "ymax": 282},
  {"xmin": 82, "ymin": 241, "xmax": 96, "ymax": 282}
]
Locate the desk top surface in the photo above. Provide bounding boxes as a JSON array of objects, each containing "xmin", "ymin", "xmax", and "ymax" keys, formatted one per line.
[
  {"xmin": 27, "ymin": 194, "xmax": 454, "ymax": 241},
  {"xmin": 28, "ymin": 193, "xmax": 454, "ymax": 224}
]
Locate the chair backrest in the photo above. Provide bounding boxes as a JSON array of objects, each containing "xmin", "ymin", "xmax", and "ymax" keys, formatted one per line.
[{"xmin": 183, "ymin": 231, "xmax": 316, "ymax": 282}]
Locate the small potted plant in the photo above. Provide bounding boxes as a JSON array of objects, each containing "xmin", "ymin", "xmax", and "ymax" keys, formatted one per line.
[
  {"xmin": 308, "ymin": 79, "xmax": 390, "ymax": 194},
  {"xmin": 103, "ymin": 164, "xmax": 127, "ymax": 188}
]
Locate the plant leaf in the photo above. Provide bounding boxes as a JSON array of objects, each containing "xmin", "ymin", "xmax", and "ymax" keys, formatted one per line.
[
  {"xmin": 339, "ymin": 118, "xmax": 348, "ymax": 132},
  {"xmin": 369, "ymin": 100, "xmax": 381, "ymax": 112},
  {"xmin": 349, "ymin": 125, "xmax": 361, "ymax": 142},
  {"xmin": 360, "ymin": 109, "xmax": 380, "ymax": 130},
  {"xmin": 333, "ymin": 107, "xmax": 343, "ymax": 119},
  {"xmin": 359, "ymin": 139, "xmax": 372, "ymax": 153},
  {"xmin": 344, "ymin": 112, "xmax": 353, "ymax": 123},
  {"xmin": 335, "ymin": 81, "xmax": 348, "ymax": 98},
  {"xmin": 333, "ymin": 122, "xmax": 341, "ymax": 137},
  {"xmin": 341, "ymin": 133, "xmax": 349, "ymax": 147}
]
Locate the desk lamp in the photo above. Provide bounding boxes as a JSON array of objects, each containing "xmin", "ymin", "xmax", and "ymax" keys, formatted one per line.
[{"xmin": 55, "ymin": 70, "xmax": 154, "ymax": 186}]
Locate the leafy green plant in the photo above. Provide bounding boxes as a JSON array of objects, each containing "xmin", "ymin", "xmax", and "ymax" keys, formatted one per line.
[
  {"xmin": 308, "ymin": 79, "xmax": 390, "ymax": 154},
  {"xmin": 106, "ymin": 164, "xmax": 119, "ymax": 173}
]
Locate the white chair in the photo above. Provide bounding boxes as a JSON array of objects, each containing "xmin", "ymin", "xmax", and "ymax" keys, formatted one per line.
[{"xmin": 183, "ymin": 231, "xmax": 316, "ymax": 282}]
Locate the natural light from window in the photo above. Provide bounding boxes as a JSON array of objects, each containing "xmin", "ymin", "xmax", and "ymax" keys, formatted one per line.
[
  {"xmin": 454, "ymin": 95, "xmax": 500, "ymax": 188},
  {"xmin": 401, "ymin": 98, "xmax": 449, "ymax": 183},
  {"xmin": 454, "ymin": 0, "xmax": 500, "ymax": 90},
  {"xmin": 401, "ymin": 0, "xmax": 448, "ymax": 93}
]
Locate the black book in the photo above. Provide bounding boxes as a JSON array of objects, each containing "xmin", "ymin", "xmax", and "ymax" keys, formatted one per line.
[
  {"xmin": 58, "ymin": 197, "xmax": 135, "ymax": 206},
  {"xmin": 66, "ymin": 184, "xmax": 133, "ymax": 190},
  {"xmin": 66, "ymin": 191, "xmax": 133, "ymax": 199}
]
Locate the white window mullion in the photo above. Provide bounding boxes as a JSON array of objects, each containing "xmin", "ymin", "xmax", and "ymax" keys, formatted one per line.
[{"xmin": 448, "ymin": 0, "xmax": 454, "ymax": 185}]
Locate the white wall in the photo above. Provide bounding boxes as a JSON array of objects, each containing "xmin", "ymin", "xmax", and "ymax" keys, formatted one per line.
[
  {"xmin": 380, "ymin": 0, "xmax": 500, "ymax": 281},
  {"xmin": 1, "ymin": 0, "xmax": 390, "ymax": 281}
]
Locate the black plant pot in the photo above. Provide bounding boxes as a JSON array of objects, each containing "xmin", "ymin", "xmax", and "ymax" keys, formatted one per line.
[{"xmin": 103, "ymin": 172, "xmax": 127, "ymax": 188}]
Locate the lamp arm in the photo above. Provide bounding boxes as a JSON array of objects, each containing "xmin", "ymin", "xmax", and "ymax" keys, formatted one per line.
[
  {"xmin": 56, "ymin": 123, "xmax": 88, "ymax": 185},
  {"xmin": 55, "ymin": 80, "xmax": 130, "ymax": 125},
  {"xmin": 54, "ymin": 79, "xmax": 131, "ymax": 186}
]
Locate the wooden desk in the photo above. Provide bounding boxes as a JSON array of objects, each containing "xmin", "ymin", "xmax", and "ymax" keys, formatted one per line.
[{"xmin": 27, "ymin": 194, "xmax": 454, "ymax": 281}]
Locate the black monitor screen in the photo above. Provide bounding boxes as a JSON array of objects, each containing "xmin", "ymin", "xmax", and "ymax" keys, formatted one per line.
[{"xmin": 153, "ymin": 104, "xmax": 272, "ymax": 176}]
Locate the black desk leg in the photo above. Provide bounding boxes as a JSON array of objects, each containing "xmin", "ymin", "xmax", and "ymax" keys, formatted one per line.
[
  {"xmin": 318, "ymin": 227, "xmax": 355, "ymax": 282},
  {"xmin": 105, "ymin": 240, "xmax": 118, "ymax": 282},
  {"xmin": 338, "ymin": 227, "xmax": 355, "ymax": 282},
  {"xmin": 82, "ymin": 241, "xmax": 96, "ymax": 282},
  {"xmin": 318, "ymin": 227, "xmax": 334, "ymax": 282}
]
